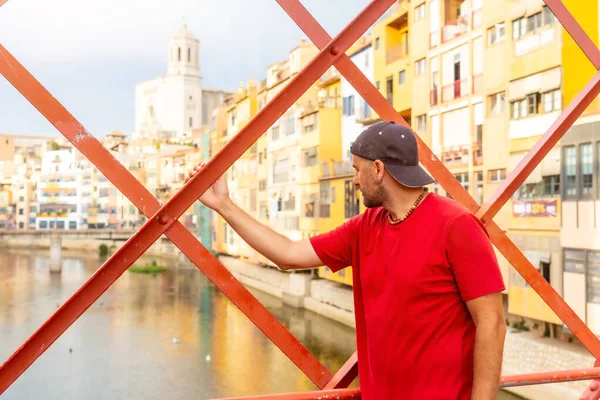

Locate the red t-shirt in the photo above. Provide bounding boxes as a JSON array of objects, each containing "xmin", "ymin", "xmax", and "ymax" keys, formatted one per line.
[{"xmin": 309, "ymin": 193, "xmax": 505, "ymax": 400}]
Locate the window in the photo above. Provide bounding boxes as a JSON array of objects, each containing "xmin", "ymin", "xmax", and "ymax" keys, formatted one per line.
[
  {"xmin": 487, "ymin": 23, "xmax": 505, "ymax": 46},
  {"xmin": 69, "ymin": 221, "xmax": 77, "ymax": 230},
  {"xmin": 416, "ymin": 115, "xmax": 427, "ymax": 132},
  {"xmin": 18, "ymin": 208, "xmax": 23, "ymax": 215},
  {"xmin": 415, "ymin": 3, "xmax": 426, "ymax": 20},
  {"xmin": 375, "ymin": 37, "xmax": 380, "ymax": 49},
  {"xmin": 399, "ymin": 70, "xmax": 406, "ymax": 84},
  {"xmin": 542, "ymin": 175, "xmax": 560, "ymax": 197},
  {"xmin": 303, "ymin": 147, "xmax": 318, "ymax": 167},
  {"xmin": 223, "ymin": 223, "xmax": 228, "ymax": 242},
  {"xmin": 488, "ymin": 169, "xmax": 506, "ymax": 182},
  {"xmin": 343, "ymin": 95, "xmax": 355, "ymax": 116},
  {"xmin": 565, "ymin": 249, "xmax": 586, "ymax": 273},
  {"xmin": 375, "ymin": 81, "xmax": 380, "ymax": 90},
  {"xmin": 189, "ymin": 117, "xmax": 193, "ymax": 127},
  {"xmin": 589, "ymin": 252, "xmax": 600, "ymax": 303},
  {"xmin": 527, "ymin": 12, "xmax": 542, "ymax": 33},
  {"xmin": 511, "ymin": 92, "xmax": 541, "ymax": 119},
  {"xmin": 271, "ymin": 125, "xmax": 280, "ymax": 140},
  {"xmin": 454, "ymin": 173, "xmax": 469, "ymax": 191},
  {"xmin": 178, "ymin": 47, "xmax": 181, "ymax": 61},
  {"xmin": 564, "ymin": 145, "xmax": 577, "ymax": 197},
  {"xmin": 57, "ymin": 221, "xmax": 65, "ymax": 230},
  {"xmin": 543, "ymin": 89, "xmax": 561, "ymax": 112},
  {"xmin": 386, "ymin": 76, "xmax": 393, "ymax": 104},
  {"xmin": 415, "ymin": 58, "xmax": 426, "ymax": 76},
  {"xmin": 39, "ymin": 221, "xmax": 48, "ymax": 229},
  {"xmin": 284, "ymin": 115, "xmax": 295, "ymax": 136},
  {"xmin": 542, "ymin": 5, "xmax": 557, "ymax": 26},
  {"xmin": 259, "ymin": 180, "xmax": 267, "ymax": 191},
  {"xmin": 475, "ymin": 172, "xmax": 484, "ymax": 204},
  {"xmin": 581, "ymin": 143, "xmax": 593, "ymax": 196},
  {"xmin": 489, "ymin": 92, "xmax": 505, "ymax": 116},
  {"xmin": 319, "ymin": 182, "xmax": 331, "ymax": 218},
  {"xmin": 345, "ymin": 180, "xmax": 360, "ymax": 218},
  {"xmin": 512, "ymin": 17, "xmax": 527, "ymax": 39},
  {"xmin": 187, "ymin": 48, "xmax": 191, "ymax": 62},
  {"xmin": 18, "ymin": 222, "xmax": 24, "ymax": 229},
  {"xmin": 541, "ymin": 261, "xmax": 551, "ymax": 283}
]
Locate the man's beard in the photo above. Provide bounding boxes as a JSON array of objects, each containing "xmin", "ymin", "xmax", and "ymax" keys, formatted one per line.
[{"xmin": 362, "ymin": 184, "xmax": 387, "ymax": 208}]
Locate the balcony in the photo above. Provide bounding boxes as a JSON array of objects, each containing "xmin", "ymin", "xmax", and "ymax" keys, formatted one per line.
[
  {"xmin": 321, "ymin": 160, "xmax": 353, "ymax": 178},
  {"xmin": 386, "ymin": 42, "xmax": 408, "ymax": 64},
  {"xmin": 319, "ymin": 67, "xmax": 341, "ymax": 87},
  {"xmin": 442, "ymin": 78, "xmax": 470, "ymax": 102},
  {"xmin": 473, "ymin": 141, "xmax": 483, "ymax": 166},
  {"xmin": 440, "ymin": 145, "xmax": 470, "ymax": 165},
  {"xmin": 442, "ymin": 15, "xmax": 470, "ymax": 43}
]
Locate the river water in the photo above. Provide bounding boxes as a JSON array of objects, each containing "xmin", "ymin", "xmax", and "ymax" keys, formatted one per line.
[{"xmin": 0, "ymin": 249, "xmax": 522, "ymax": 399}]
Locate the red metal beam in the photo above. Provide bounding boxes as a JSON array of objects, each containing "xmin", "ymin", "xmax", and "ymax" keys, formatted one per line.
[
  {"xmin": 0, "ymin": 0, "xmax": 8, "ymax": 7},
  {"xmin": 0, "ymin": 0, "xmax": 393, "ymax": 393},
  {"xmin": 214, "ymin": 388, "xmax": 361, "ymax": 400},
  {"xmin": 276, "ymin": 0, "xmax": 475, "ymax": 211},
  {"xmin": 476, "ymin": 70, "xmax": 600, "ymax": 223},
  {"xmin": 323, "ymin": 352, "xmax": 358, "ymax": 389},
  {"xmin": 501, "ymin": 367, "xmax": 600, "ymax": 387}
]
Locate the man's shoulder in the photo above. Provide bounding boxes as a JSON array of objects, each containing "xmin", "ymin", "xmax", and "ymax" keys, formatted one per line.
[{"xmin": 428, "ymin": 193, "xmax": 473, "ymax": 220}]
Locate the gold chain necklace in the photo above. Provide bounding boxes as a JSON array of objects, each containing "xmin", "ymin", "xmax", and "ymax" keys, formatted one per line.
[{"xmin": 387, "ymin": 187, "xmax": 429, "ymax": 225}]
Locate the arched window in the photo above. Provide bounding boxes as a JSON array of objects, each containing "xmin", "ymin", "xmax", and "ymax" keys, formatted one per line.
[
  {"xmin": 188, "ymin": 48, "xmax": 191, "ymax": 62},
  {"xmin": 178, "ymin": 47, "xmax": 181, "ymax": 61}
]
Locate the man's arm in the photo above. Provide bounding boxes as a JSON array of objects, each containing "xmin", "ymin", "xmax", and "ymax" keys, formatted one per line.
[
  {"xmin": 466, "ymin": 292, "xmax": 506, "ymax": 400},
  {"xmin": 216, "ymin": 198, "xmax": 322, "ymax": 270},
  {"xmin": 187, "ymin": 164, "xmax": 322, "ymax": 271}
]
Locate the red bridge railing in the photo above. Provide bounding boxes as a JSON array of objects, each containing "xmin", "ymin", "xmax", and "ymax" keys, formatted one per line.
[{"xmin": 1, "ymin": 0, "xmax": 600, "ymax": 399}]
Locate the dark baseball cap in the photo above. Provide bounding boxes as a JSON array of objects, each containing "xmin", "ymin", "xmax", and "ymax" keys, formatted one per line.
[{"xmin": 350, "ymin": 121, "xmax": 435, "ymax": 188}]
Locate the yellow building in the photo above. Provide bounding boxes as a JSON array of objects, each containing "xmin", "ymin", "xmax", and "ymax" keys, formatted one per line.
[
  {"xmin": 298, "ymin": 69, "xmax": 343, "ymax": 243},
  {"xmin": 222, "ymin": 80, "xmax": 259, "ymax": 260}
]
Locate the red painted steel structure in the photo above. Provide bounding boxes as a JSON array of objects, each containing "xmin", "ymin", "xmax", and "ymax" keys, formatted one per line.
[{"xmin": 1, "ymin": 0, "xmax": 600, "ymax": 398}]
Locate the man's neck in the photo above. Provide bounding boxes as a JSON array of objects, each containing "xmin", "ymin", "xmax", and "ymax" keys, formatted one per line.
[{"xmin": 385, "ymin": 187, "xmax": 428, "ymax": 221}]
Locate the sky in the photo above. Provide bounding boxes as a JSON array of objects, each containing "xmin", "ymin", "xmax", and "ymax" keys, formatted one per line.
[{"xmin": 0, "ymin": 0, "xmax": 369, "ymax": 138}]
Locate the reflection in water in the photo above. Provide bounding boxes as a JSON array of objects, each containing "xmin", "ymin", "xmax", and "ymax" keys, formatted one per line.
[{"xmin": 0, "ymin": 249, "xmax": 521, "ymax": 399}]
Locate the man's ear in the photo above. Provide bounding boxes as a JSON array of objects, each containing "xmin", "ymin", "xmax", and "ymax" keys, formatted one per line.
[{"xmin": 372, "ymin": 160, "xmax": 385, "ymax": 183}]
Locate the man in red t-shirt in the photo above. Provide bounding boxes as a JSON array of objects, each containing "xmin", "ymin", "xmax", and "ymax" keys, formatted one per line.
[{"xmin": 188, "ymin": 121, "xmax": 506, "ymax": 400}]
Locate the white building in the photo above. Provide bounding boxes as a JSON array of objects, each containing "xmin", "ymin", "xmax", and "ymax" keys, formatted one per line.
[
  {"xmin": 134, "ymin": 24, "xmax": 231, "ymax": 142},
  {"xmin": 36, "ymin": 150, "xmax": 83, "ymax": 230},
  {"xmin": 341, "ymin": 41, "xmax": 374, "ymax": 160}
]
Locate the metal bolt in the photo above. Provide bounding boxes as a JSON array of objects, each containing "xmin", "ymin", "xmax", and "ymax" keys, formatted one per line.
[
  {"xmin": 329, "ymin": 46, "xmax": 340, "ymax": 56},
  {"xmin": 157, "ymin": 214, "xmax": 169, "ymax": 225}
]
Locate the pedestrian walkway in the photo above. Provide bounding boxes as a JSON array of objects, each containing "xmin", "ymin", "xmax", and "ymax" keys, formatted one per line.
[{"xmin": 503, "ymin": 329, "xmax": 595, "ymax": 399}]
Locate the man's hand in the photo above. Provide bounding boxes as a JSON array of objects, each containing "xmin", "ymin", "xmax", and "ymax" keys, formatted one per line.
[
  {"xmin": 466, "ymin": 291, "xmax": 506, "ymax": 400},
  {"xmin": 185, "ymin": 162, "xmax": 230, "ymax": 212}
]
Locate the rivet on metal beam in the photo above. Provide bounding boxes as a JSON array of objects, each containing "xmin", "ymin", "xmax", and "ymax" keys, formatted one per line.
[
  {"xmin": 329, "ymin": 46, "xmax": 340, "ymax": 56},
  {"xmin": 157, "ymin": 214, "xmax": 170, "ymax": 225}
]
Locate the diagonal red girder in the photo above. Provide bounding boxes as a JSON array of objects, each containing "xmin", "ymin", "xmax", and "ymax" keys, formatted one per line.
[
  {"xmin": 0, "ymin": 0, "xmax": 8, "ymax": 7},
  {"xmin": 276, "ymin": 0, "xmax": 600, "ymax": 391},
  {"xmin": 0, "ymin": 44, "xmax": 328, "ymax": 390},
  {"xmin": 0, "ymin": 0, "xmax": 394, "ymax": 394}
]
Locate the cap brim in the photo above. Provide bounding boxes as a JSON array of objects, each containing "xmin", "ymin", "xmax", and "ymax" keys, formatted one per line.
[{"xmin": 385, "ymin": 164, "xmax": 436, "ymax": 188}]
